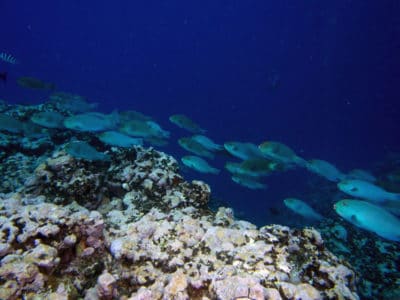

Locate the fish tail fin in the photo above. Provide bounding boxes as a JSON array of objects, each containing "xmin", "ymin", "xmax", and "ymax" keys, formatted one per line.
[
  {"xmin": 211, "ymin": 168, "xmax": 220, "ymax": 175},
  {"xmin": 109, "ymin": 109, "xmax": 120, "ymax": 127}
]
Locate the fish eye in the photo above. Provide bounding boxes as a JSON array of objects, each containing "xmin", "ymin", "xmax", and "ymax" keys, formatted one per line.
[{"xmin": 350, "ymin": 187, "xmax": 358, "ymax": 192}]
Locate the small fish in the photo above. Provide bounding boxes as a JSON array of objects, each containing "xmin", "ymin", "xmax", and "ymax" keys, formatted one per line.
[
  {"xmin": 338, "ymin": 179, "xmax": 400, "ymax": 203},
  {"xmin": 345, "ymin": 169, "xmax": 377, "ymax": 183},
  {"xmin": 224, "ymin": 142, "xmax": 264, "ymax": 160},
  {"xmin": 98, "ymin": 131, "xmax": 143, "ymax": 148},
  {"xmin": 284, "ymin": 198, "xmax": 323, "ymax": 221},
  {"xmin": 30, "ymin": 111, "xmax": 65, "ymax": 129},
  {"xmin": 17, "ymin": 76, "xmax": 56, "ymax": 90},
  {"xmin": 259, "ymin": 141, "xmax": 306, "ymax": 167},
  {"xmin": 306, "ymin": 159, "xmax": 345, "ymax": 182},
  {"xmin": 49, "ymin": 92, "xmax": 98, "ymax": 113},
  {"xmin": 65, "ymin": 140, "xmax": 110, "ymax": 161},
  {"xmin": 169, "ymin": 114, "xmax": 206, "ymax": 133},
  {"xmin": 64, "ymin": 111, "xmax": 119, "ymax": 132},
  {"xmin": 120, "ymin": 119, "xmax": 169, "ymax": 139},
  {"xmin": 191, "ymin": 135, "xmax": 223, "ymax": 151},
  {"xmin": 225, "ymin": 158, "xmax": 275, "ymax": 177},
  {"xmin": 0, "ymin": 72, "xmax": 7, "ymax": 83},
  {"xmin": 231, "ymin": 174, "xmax": 267, "ymax": 190},
  {"xmin": 178, "ymin": 137, "xmax": 214, "ymax": 159},
  {"xmin": 334, "ymin": 199, "xmax": 400, "ymax": 242},
  {"xmin": 0, "ymin": 52, "xmax": 18, "ymax": 64},
  {"xmin": 181, "ymin": 155, "xmax": 220, "ymax": 174}
]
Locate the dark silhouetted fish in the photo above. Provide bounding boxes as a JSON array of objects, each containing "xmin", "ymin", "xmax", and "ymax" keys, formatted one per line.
[
  {"xmin": 17, "ymin": 76, "xmax": 56, "ymax": 90},
  {"xmin": 0, "ymin": 72, "xmax": 6, "ymax": 83}
]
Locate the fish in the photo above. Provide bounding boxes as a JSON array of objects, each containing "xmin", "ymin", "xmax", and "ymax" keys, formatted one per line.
[
  {"xmin": 0, "ymin": 52, "xmax": 18, "ymax": 64},
  {"xmin": 283, "ymin": 198, "xmax": 323, "ymax": 221},
  {"xmin": 306, "ymin": 159, "xmax": 345, "ymax": 182},
  {"xmin": 181, "ymin": 155, "xmax": 220, "ymax": 174},
  {"xmin": 259, "ymin": 141, "xmax": 307, "ymax": 167},
  {"xmin": 191, "ymin": 135, "xmax": 223, "ymax": 151},
  {"xmin": 17, "ymin": 76, "xmax": 56, "ymax": 90},
  {"xmin": 224, "ymin": 142, "xmax": 264, "ymax": 160},
  {"xmin": 225, "ymin": 158, "xmax": 275, "ymax": 177},
  {"xmin": 49, "ymin": 92, "xmax": 98, "ymax": 113},
  {"xmin": 231, "ymin": 174, "xmax": 267, "ymax": 190},
  {"xmin": 30, "ymin": 111, "xmax": 65, "ymax": 129},
  {"xmin": 337, "ymin": 179, "xmax": 400, "ymax": 203},
  {"xmin": 169, "ymin": 114, "xmax": 206, "ymax": 133},
  {"xmin": 120, "ymin": 119, "xmax": 169, "ymax": 139},
  {"xmin": 178, "ymin": 137, "xmax": 214, "ymax": 159},
  {"xmin": 65, "ymin": 140, "xmax": 110, "ymax": 161},
  {"xmin": 119, "ymin": 110, "xmax": 153, "ymax": 122},
  {"xmin": 64, "ymin": 111, "xmax": 119, "ymax": 132},
  {"xmin": 0, "ymin": 113, "xmax": 24, "ymax": 133},
  {"xmin": 334, "ymin": 199, "xmax": 400, "ymax": 242},
  {"xmin": 0, "ymin": 72, "xmax": 7, "ymax": 83},
  {"xmin": 98, "ymin": 131, "xmax": 143, "ymax": 148},
  {"xmin": 345, "ymin": 169, "xmax": 377, "ymax": 182}
]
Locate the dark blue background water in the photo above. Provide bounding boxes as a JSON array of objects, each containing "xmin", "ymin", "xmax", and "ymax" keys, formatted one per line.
[{"xmin": 1, "ymin": 1, "xmax": 399, "ymax": 225}]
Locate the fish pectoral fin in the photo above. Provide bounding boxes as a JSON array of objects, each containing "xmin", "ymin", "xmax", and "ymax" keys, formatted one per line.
[{"xmin": 350, "ymin": 214, "xmax": 361, "ymax": 225}]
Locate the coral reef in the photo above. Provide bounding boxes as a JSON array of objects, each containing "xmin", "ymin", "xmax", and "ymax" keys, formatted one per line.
[{"xmin": 0, "ymin": 143, "xmax": 360, "ymax": 299}]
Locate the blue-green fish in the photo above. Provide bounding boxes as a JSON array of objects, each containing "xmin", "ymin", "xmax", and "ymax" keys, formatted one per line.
[
  {"xmin": 169, "ymin": 114, "xmax": 206, "ymax": 134},
  {"xmin": 334, "ymin": 199, "xmax": 400, "ymax": 242},
  {"xmin": 306, "ymin": 159, "xmax": 345, "ymax": 182},
  {"xmin": 181, "ymin": 155, "xmax": 220, "ymax": 174},
  {"xmin": 224, "ymin": 142, "xmax": 264, "ymax": 160},
  {"xmin": 178, "ymin": 137, "xmax": 214, "ymax": 159},
  {"xmin": 338, "ymin": 179, "xmax": 400, "ymax": 203},
  {"xmin": 284, "ymin": 198, "xmax": 323, "ymax": 221},
  {"xmin": 345, "ymin": 169, "xmax": 377, "ymax": 183},
  {"xmin": 64, "ymin": 111, "xmax": 119, "ymax": 132},
  {"xmin": 31, "ymin": 111, "xmax": 65, "ymax": 129},
  {"xmin": 98, "ymin": 131, "xmax": 143, "ymax": 148},
  {"xmin": 225, "ymin": 158, "xmax": 274, "ymax": 177},
  {"xmin": 192, "ymin": 135, "xmax": 223, "ymax": 151},
  {"xmin": 65, "ymin": 141, "xmax": 110, "ymax": 161},
  {"xmin": 231, "ymin": 174, "xmax": 267, "ymax": 190},
  {"xmin": 259, "ymin": 141, "xmax": 307, "ymax": 167},
  {"xmin": 120, "ymin": 120, "xmax": 169, "ymax": 139},
  {"xmin": 0, "ymin": 113, "xmax": 23, "ymax": 133},
  {"xmin": 49, "ymin": 92, "xmax": 98, "ymax": 113}
]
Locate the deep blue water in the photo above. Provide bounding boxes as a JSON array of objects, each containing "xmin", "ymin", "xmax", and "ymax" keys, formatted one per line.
[{"xmin": 1, "ymin": 1, "xmax": 399, "ymax": 225}]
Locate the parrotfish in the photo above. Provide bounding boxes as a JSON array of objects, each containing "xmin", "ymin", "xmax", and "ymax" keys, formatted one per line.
[
  {"xmin": 30, "ymin": 111, "xmax": 65, "ymax": 129},
  {"xmin": 98, "ymin": 131, "xmax": 143, "ymax": 148},
  {"xmin": 334, "ymin": 199, "xmax": 400, "ymax": 242},
  {"xmin": 225, "ymin": 158, "xmax": 275, "ymax": 177},
  {"xmin": 120, "ymin": 120, "xmax": 169, "ymax": 139},
  {"xmin": 259, "ymin": 141, "xmax": 307, "ymax": 167},
  {"xmin": 231, "ymin": 174, "xmax": 267, "ymax": 190},
  {"xmin": 345, "ymin": 169, "xmax": 377, "ymax": 182},
  {"xmin": 181, "ymin": 155, "xmax": 220, "ymax": 174},
  {"xmin": 64, "ymin": 111, "xmax": 119, "ymax": 132},
  {"xmin": 338, "ymin": 179, "xmax": 400, "ymax": 203},
  {"xmin": 178, "ymin": 137, "xmax": 214, "ymax": 159},
  {"xmin": 169, "ymin": 114, "xmax": 206, "ymax": 134},
  {"xmin": 224, "ymin": 142, "xmax": 264, "ymax": 160},
  {"xmin": 191, "ymin": 135, "xmax": 223, "ymax": 151},
  {"xmin": 306, "ymin": 159, "xmax": 345, "ymax": 182},
  {"xmin": 65, "ymin": 141, "xmax": 110, "ymax": 161},
  {"xmin": 283, "ymin": 198, "xmax": 323, "ymax": 221},
  {"xmin": 17, "ymin": 76, "xmax": 56, "ymax": 90}
]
